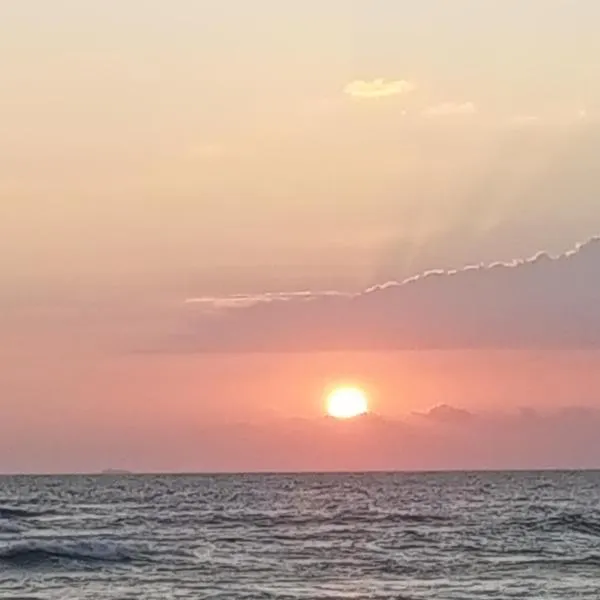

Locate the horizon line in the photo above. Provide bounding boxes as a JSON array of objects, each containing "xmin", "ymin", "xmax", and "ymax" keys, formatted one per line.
[{"xmin": 2, "ymin": 467, "xmax": 600, "ymax": 477}]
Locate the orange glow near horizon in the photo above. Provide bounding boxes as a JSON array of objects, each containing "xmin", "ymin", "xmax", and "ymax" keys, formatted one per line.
[{"xmin": 326, "ymin": 386, "xmax": 369, "ymax": 419}]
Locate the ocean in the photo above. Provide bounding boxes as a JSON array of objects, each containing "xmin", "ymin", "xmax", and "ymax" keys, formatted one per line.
[{"xmin": 1, "ymin": 471, "xmax": 600, "ymax": 599}]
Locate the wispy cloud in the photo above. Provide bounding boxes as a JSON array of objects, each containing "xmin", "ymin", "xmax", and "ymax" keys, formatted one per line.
[
  {"xmin": 506, "ymin": 109, "xmax": 592, "ymax": 128},
  {"xmin": 185, "ymin": 290, "xmax": 351, "ymax": 311},
  {"xmin": 422, "ymin": 102, "xmax": 476, "ymax": 117},
  {"xmin": 175, "ymin": 236, "xmax": 600, "ymax": 352},
  {"xmin": 344, "ymin": 78, "xmax": 417, "ymax": 99}
]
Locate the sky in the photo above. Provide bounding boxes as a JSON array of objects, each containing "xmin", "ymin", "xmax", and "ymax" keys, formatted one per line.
[{"xmin": 2, "ymin": 1, "xmax": 600, "ymax": 473}]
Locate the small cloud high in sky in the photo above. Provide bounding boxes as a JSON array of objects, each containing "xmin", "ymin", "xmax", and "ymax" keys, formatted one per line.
[
  {"xmin": 2, "ymin": 0, "xmax": 600, "ymax": 472},
  {"xmin": 344, "ymin": 78, "xmax": 417, "ymax": 99}
]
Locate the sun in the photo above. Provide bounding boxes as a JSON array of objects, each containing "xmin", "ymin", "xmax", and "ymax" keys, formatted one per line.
[{"xmin": 326, "ymin": 386, "xmax": 369, "ymax": 419}]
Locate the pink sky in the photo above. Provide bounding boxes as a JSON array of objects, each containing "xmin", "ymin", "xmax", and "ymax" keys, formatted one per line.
[
  {"xmin": 3, "ymin": 240, "xmax": 600, "ymax": 472},
  {"xmin": 3, "ymin": 2, "xmax": 600, "ymax": 472}
]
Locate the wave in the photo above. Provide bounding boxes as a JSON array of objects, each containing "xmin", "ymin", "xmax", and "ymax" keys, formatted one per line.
[
  {"xmin": 489, "ymin": 554, "xmax": 600, "ymax": 571},
  {"xmin": 0, "ymin": 507, "xmax": 53, "ymax": 519},
  {"xmin": 515, "ymin": 511, "xmax": 600, "ymax": 537},
  {"xmin": 372, "ymin": 512, "xmax": 449, "ymax": 525},
  {"xmin": 0, "ymin": 521, "xmax": 23, "ymax": 534},
  {"xmin": 0, "ymin": 539, "xmax": 148, "ymax": 567},
  {"xmin": 178, "ymin": 510, "xmax": 449, "ymax": 529},
  {"xmin": 546, "ymin": 512, "xmax": 600, "ymax": 536}
]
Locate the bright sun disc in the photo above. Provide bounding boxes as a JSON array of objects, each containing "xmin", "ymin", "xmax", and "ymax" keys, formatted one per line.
[{"xmin": 326, "ymin": 387, "xmax": 369, "ymax": 419}]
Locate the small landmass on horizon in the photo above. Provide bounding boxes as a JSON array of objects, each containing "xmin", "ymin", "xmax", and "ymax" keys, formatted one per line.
[{"xmin": 101, "ymin": 468, "xmax": 133, "ymax": 475}]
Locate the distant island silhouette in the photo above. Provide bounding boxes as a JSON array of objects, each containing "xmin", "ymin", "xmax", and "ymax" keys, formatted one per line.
[{"xmin": 101, "ymin": 469, "xmax": 132, "ymax": 475}]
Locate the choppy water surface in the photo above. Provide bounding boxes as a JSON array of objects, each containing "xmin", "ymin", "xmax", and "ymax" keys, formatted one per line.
[{"xmin": 2, "ymin": 472, "xmax": 600, "ymax": 598}]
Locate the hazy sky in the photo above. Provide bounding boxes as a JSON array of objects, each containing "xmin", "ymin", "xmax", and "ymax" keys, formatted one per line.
[{"xmin": 2, "ymin": 1, "xmax": 600, "ymax": 472}]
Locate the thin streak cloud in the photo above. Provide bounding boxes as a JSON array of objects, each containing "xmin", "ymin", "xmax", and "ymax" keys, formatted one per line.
[
  {"xmin": 423, "ymin": 102, "xmax": 476, "ymax": 117},
  {"xmin": 185, "ymin": 290, "xmax": 351, "ymax": 311}
]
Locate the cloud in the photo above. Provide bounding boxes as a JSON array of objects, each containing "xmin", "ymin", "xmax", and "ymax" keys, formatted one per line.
[
  {"xmin": 6, "ymin": 405, "xmax": 600, "ymax": 472},
  {"xmin": 185, "ymin": 290, "xmax": 351, "ymax": 311},
  {"xmin": 344, "ymin": 78, "xmax": 417, "ymax": 99},
  {"xmin": 505, "ymin": 109, "xmax": 594, "ymax": 129},
  {"xmin": 401, "ymin": 405, "xmax": 600, "ymax": 470},
  {"xmin": 176, "ymin": 236, "xmax": 600, "ymax": 352},
  {"xmin": 414, "ymin": 404, "xmax": 474, "ymax": 424},
  {"xmin": 422, "ymin": 102, "xmax": 476, "ymax": 117}
]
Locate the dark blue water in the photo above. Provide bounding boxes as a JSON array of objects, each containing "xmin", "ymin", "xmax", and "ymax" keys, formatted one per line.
[{"xmin": 1, "ymin": 472, "xmax": 600, "ymax": 599}]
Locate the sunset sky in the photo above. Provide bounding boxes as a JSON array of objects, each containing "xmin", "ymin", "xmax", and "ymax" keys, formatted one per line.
[{"xmin": 2, "ymin": 1, "xmax": 600, "ymax": 473}]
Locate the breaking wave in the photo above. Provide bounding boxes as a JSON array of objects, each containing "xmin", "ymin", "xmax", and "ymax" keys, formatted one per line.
[
  {"xmin": 0, "ymin": 507, "xmax": 53, "ymax": 520},
  {"xmin": 0, "ymin": 540, "xmax": 148, "ymax": 567}
]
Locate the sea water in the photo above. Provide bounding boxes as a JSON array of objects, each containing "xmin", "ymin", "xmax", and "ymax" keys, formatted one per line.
[{"xmin": 1, "ymin": 471, "xmax": 600, "ymax": 598}]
